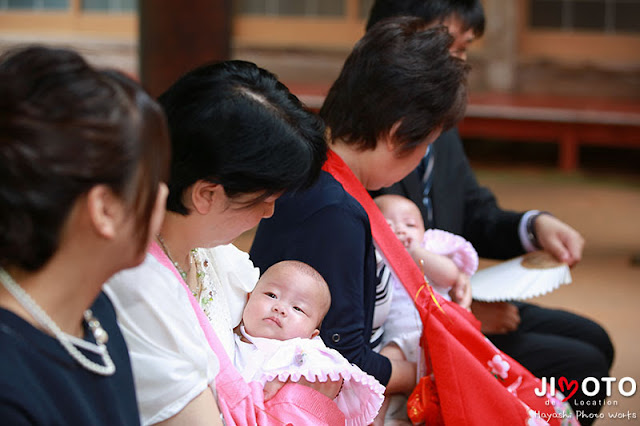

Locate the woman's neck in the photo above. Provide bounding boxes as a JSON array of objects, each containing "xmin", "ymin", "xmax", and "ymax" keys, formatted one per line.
[
  {"xmin": 157, "ymin": 212, "xmax": 198, "ymax": 277},
  {"xmin": 0, "ymin": 258, "xmax": 108, "ymax": 338},
  {"xmin": 330, "ymin": 141, "xmax": 369, "ymax": 187}
]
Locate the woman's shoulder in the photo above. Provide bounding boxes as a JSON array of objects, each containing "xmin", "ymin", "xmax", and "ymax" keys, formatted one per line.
[
  {"xmin": 103, "ymin": 253, "xmax": 204, "ymax": 349},
  {"xmin": 203, "ymin": 244, "xmax": 259, "ymax": 286},
  {"xmin": 91, "ymin": 290, "xmax": 118, "ymax": 323},
  {"xmin": 104, "ymin": 253, "xmax": 181, "ymax": 304},
  {"xmin": 277, "ymin": 171, "xmax": 367, "ymax": 220},
  {"xmin": 192, "ymin": 245, "xmax": 258, "ymax": 355},
  {"xmin": 0, "ymin": 295, "xmax": 139, "ymax": 426}
]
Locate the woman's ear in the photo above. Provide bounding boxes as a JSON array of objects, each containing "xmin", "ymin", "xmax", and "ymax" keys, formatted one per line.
[
  {"xmin": 86, "ymin": 185, "xmax": 123, "ymax": 240},
  {"xmin": 190, "ymin": 180, "xmax": 222, "ymax": 215},
  {"xmin": 384, "ymin": 120, "xmax": 403, "ymax": 152}
]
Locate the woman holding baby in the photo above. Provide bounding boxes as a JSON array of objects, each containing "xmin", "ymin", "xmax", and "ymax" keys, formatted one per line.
[
  {"xmin": 46, "ymin": 14, "xmax": 574, "ymax": 426},
  {"xmin": 104, "ymin": 60, "xmax": 346, "ymax": 425},
  {"xmin": 251, "ymin": 17, "xmax": 576, "ymax": 425}
]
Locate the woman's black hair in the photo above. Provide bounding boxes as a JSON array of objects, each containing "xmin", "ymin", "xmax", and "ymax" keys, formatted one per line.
[
  {"xmin": 320, "ymin": 17, "xmax": 469, "ymax": 155},
  {"xmin": 157, "ymin": 60, "xmax": 327, "ymax": 215},
  {"xmin": 0, "ymin": 46, "xmax": 170, "ymax": 271},
  {"xmin": 366, "ymin": 0, "xmax": 485, "ymax": 37}
]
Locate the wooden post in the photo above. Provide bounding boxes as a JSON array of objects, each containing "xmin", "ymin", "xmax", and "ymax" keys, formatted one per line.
[
  {"xmin": 139, "ymin": 0, "xmax": 231, "ymax": 98},
  {"xmin": 482, "ymin": 0, "xmax": 518, "ymax": 92},
  {"xmin": 559, "ymin": 126, "xmax": 579, "ymax": 172}
]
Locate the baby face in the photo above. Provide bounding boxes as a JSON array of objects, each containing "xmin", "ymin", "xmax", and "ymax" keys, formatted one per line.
[
  {"xmin": 243, "ymin": 264, "xmax": 327, "ymax": 341},
  {"xmin": 379, "ymin": 196, "xmax": 425, "ymax": 249}
]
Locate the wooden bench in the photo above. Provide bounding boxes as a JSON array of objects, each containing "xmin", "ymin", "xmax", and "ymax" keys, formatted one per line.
[
  {"xmin": 287, "ymin": 82, "xmax": 640, "ymax": 172},
  {"xmin": 457, "ymin": 93, "xmax": 640, "ymax": 172}
]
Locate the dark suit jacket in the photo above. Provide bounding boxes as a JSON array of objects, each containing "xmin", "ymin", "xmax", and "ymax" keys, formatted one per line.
[{"xmin": 374, "ymin": 128, "xmax": 526, "ymax": 260}]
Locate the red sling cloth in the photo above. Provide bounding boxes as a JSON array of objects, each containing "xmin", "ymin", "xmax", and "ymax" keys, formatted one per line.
[{"xmin": 323, "ymin": 150, "xmax": 559, "ymax": 425}]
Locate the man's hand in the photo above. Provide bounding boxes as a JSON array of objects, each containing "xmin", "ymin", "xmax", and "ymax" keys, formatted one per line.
[
  {"xmin": 471, "ymin": 301, "xmax": 520, "ymax": 334},
  {"xmin": 535, "ymin": 214, "xmax": 584, "ymax": 267}
]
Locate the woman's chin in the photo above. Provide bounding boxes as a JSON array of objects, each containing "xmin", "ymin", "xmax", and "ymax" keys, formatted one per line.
[
  {"xmin": 127, "ymin": 252, "xmax": 148, "ymax": 269},
  {"xmin": 366, "ymin": 182, "xmax": 385, "ymax": 191}
]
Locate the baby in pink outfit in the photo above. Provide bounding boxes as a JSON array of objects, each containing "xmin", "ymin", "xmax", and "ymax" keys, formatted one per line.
[
  {"xmin": 235, "ymin": 260, "xmax": 385, "ymax": 426},
  {"xmin": 374, "ymin": 194, "xmax": 479, "ymax": 422},
  {"xmin": 375, "ymin": 194, "xmax": 478, "ymax": 308}
]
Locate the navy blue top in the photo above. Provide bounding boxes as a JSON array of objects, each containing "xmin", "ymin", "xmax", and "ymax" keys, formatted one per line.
[
  {"xmin": 0, "ymin": 292, "xmax": 140, "ymax": 425},
  {"xmin": 250, "ymin": 171, "xmax": 392, "ymax": 385}
]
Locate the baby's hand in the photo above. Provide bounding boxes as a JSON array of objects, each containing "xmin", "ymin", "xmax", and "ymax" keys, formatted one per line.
[
  {"xmin": 264, "ymin": 377, "xmax": 343, "ymax": 400},
  {"xmin": 412, "ymin": 248, "xmax": 459, "ymax": 291},
  {"xmin": 449, "ymin": 273, "xmax": 472, "ymax": 310},
  {"xmin": 407, "ymin": 234, "xmax": 424, "ymax": 252},
  {"xmin": 263, "ymin": 379, "xmax": 287, "ymax": 401},
  {"xmin": 297, "ymin": 376, "xmax": 343, "ymax": 400}
]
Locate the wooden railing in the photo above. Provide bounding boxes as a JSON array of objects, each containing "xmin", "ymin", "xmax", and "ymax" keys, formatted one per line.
[{"xmin": 286, "ymin": 82, "xmax": 640, "ymax": 172}]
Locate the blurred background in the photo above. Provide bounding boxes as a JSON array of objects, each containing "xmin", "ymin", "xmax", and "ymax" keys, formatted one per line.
[
  {"xmin": 1, "ymin": 1, "xmax": 639, "ymax": 423},
  {"xmin": 1, "ymin": 0, "xmax": 639, "ymax": 95}
]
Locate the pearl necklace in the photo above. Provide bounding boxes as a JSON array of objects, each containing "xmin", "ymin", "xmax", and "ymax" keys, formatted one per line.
[
  {"xmin": 0, "ymin": 267, "xmax": 115, "ymax": 376},
  {"xmin": 156, "ymin": 234, "xmax": 188, "ymax": 282}
]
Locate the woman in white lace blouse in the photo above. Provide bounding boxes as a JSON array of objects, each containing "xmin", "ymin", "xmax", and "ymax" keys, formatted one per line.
[{"xmin": 105, "ymin": 60, "xmax": 344, "ymax": 426}]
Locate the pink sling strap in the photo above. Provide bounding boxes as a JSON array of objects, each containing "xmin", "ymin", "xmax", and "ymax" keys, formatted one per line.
[{"xmin": 148, "ymin": 241, "xmax": 345, "ymax": 425}]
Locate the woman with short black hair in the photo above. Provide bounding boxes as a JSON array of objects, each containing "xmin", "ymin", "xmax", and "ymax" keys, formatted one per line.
[
  {"xmin": 251, "ymin": 17, "xmax": 573, "ymax": 425},
  {"xmin": 252, "ymin": 16, "xmax": 468, "ymax": 396}
]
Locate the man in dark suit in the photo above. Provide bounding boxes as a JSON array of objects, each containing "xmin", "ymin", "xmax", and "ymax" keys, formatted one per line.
[{"xmin": 368, "ymin": 1, "xmax": 613, "ymax": 422}]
